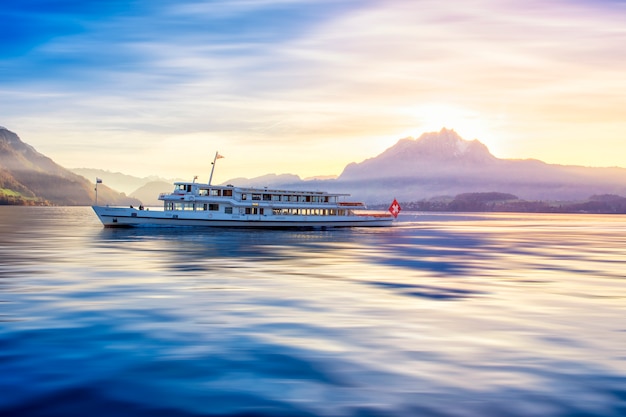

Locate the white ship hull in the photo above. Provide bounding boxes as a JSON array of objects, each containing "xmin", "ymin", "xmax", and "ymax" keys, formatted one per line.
[{"xmin": 92, "ymin": 206, "xmax": 394, "ymax": 228}]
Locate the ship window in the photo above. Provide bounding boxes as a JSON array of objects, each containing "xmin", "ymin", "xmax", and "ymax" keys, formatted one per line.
[
  {"xmin": 252, "ymin": 194, "xmax": 261, "ymax": 201},
  {"xmin": 174, "ymin": 202, "xmax": 195, "ymax": 211},
  {"xmin": 263, "ymin": 194, "xmax": 271, "ymax": 201},
  {"xmin": 225, "ymin": 207, "xmax": 233, "ymax": 214},
  {"xmin": 199, "ymin": 189, "xmax": 208, "ymax": 196},
  {"xmin": 210, "ymin": 189, "xmax": 221, "ymax": 196},
  {"xmin": 209, "ymin": 204, "xmax": 219, "ymax": 211},
  {"xmin": 223, "ymin": 189, "xmax": 233, "ymax": 197},
  {"xmin": 242, "ymin": 193, "xmax": 247, "ymax": 200}
]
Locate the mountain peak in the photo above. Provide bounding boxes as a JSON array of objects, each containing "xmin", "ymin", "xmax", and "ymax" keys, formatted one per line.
[
  {"xmin": 0, "ymin": 126, "xmax": 38, "ymax": 155},
  {"xmin": 381, "ymin": 128, "xmax": 494, "ymax": 162},
  {"xmin": 419, "ymin": 128, "xmax": 471, "ymax": 154},
  {"xmin": 340, "ymin": 128, "xmax": 496, "ymax": 180}
]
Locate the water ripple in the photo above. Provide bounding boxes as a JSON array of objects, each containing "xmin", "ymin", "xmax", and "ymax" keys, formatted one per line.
[{"xmin": 1, "ymin": 207, "xmax": 625, "ymax": 416}]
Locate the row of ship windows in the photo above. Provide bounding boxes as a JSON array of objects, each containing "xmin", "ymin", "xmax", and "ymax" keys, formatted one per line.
[
  {"xmin": 197, "ymin": 189, "xmax": 233, "ymax": 197},
  {"xmin": 177, "ymin": 185, "xmax": 237, "ymax": 197},
  {"xmin": 165, "ymin": 202, "xmax": 347, "ymax": 216},
  {"xmin": 242, "ymin": 194, "xmax": 331, "ymax": 203},
  {"xmin": 166, "ymin": 202, "xmax": 222, "ymax": 211},
  {"xmin": 196, "ymin": 189, "xmax": 330, "ymax": 203}
]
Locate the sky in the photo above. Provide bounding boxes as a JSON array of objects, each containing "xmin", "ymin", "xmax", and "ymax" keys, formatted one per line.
[{"xmin": 2, "ymin": 0, "xmax": 626, "ymax": 182}]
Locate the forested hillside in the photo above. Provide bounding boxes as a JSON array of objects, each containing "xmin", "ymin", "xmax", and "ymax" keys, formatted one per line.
[{"xmin": 0, "ymin": 127, "xmax": 140, "ymax": 206}]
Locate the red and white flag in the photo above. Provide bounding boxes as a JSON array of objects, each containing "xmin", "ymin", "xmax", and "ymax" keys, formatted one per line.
[{"xmin": 388, "ymin": 199, "xmax": 401, "ymax": 218}]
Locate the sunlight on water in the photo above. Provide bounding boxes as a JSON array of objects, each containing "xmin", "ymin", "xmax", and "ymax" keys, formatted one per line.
[{"xmin": 1, "ymin": 207, "xmax": 625, "ymax": 416}]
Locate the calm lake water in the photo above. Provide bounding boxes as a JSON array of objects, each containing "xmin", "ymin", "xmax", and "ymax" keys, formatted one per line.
[{"xmin": 1, "ymin": 206, "xmax": 625, "ymax": 417}]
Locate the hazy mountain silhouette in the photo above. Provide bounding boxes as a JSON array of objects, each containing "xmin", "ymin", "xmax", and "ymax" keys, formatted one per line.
[
  {"xmin": 334, "ymin": 128, "xmax": 626, "ymax": 202},
  {"xmin": 5, "ymin": 125, "xmax": 626, "ymax": 206},
  {"xmin": 341, "ymin": 129, "xmax": 497, "ymax": 179},
  {"xmin": 217, "ymin": 128, "xmax": 626, "ymax": 204},
  {"xmin": 129, "ymin": 181, "xmax": 173, "ymax": 206},
  {"xmin": 0, "ymin": 127, "xmax": 140, "ymax": 206},
  {"xmin": 70, "ymin": 168, "xmax": 182, "ymax": 195},
  {"xmin": 221, "ymin": 173, "xmax": 303, "ymax": 188}
]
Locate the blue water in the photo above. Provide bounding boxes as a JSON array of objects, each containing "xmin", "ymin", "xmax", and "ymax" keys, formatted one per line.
[{"xmin": 1, "ymin": 207, "xmax": 625, "ymax": 417}]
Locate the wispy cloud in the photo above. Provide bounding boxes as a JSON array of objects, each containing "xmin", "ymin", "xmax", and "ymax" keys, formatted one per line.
[{"xmin": 2, "ymin": 0, "xmax": 626, "ymax": 178}]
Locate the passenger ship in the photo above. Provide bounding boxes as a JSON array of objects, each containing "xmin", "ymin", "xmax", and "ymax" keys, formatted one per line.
[{"xmin": 92, "ymin": 154, "xmax": 397, "ymax": 228}]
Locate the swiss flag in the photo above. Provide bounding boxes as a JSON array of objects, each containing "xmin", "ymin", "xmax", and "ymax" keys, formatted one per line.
[{"xmin": 388, "ymin": 199, "xmax": 401, "ymax": 218}]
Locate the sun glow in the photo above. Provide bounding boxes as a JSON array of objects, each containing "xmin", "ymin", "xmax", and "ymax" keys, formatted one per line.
[{"xmin": 401, "ymin": 104, "xmax": 495, "ymax": 143}]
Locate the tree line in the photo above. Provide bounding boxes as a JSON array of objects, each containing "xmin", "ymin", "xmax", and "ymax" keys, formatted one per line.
[{"xmin": 374, "ymin": 192, "xmax": 626, "ymax": 214}]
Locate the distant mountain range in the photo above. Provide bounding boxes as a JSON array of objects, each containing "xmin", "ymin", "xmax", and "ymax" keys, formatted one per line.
[
  {"xmin": 333, "ymin": 129, "xmax": 626, "ymax": 202},
  {"xmin": 220, "ymin": 128, "xmax": 626, "ymax": 204},
  {"xmin": 69, "ymin": 168, "xmax": 179, "ymax": 206},
  {"xmin": 70, "ymin": 168, "xmax": 183, "ymax": 195},
  {"xmin": 0, "ymin": 127, "xmax": 139, "ymax": 206},
  {"xmin": 3, "ymin": 125, "xmax": 626, "ymax": 207}
]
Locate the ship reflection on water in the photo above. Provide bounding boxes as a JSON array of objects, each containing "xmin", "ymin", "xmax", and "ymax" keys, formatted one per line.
[{"xmin": 1, "ymin": 207, "xmax": 625, "ymax": 416}]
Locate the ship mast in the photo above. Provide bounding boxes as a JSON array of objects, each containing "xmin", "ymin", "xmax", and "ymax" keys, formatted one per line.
[{"xmin": 208, "ymin": 151, "xmax": 222, "ymax": 185}]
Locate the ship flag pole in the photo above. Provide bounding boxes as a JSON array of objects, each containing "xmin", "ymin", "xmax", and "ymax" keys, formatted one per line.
[
  {"xmin": 208, "ymin": 152, "xmax": 224, "ymax": 185},
  {"xmin": 94, "ymin": 177, "xmax": 102, "ymax": 205}
]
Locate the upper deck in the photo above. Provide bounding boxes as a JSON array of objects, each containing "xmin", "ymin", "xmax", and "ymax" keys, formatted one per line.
[{"xmin": 159, "ymin": 182, "xmax": 356, "ymax": 206}]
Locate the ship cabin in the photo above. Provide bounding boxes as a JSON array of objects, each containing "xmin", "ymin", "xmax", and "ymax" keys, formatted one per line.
[{"xmin": 159, "ymin": 182, "xmax": 365, "ymax": 217}]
